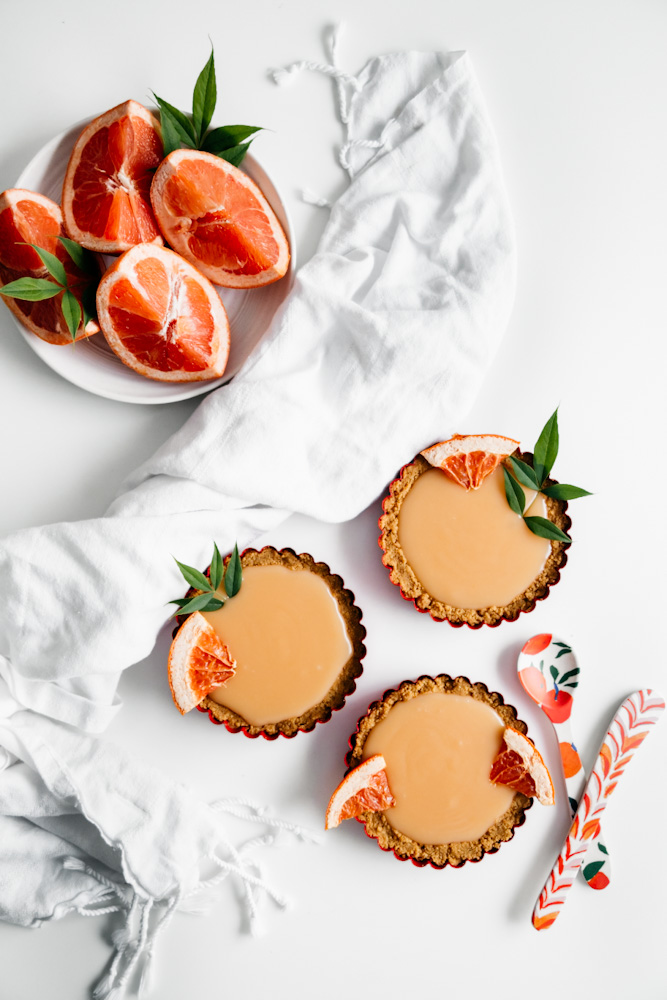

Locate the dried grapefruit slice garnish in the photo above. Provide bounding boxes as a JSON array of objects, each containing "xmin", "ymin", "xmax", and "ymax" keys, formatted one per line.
[
  {"xmin": 168, "ymin": 611, "xmax": 236, "ymax": 715},
  {"xmin": 150, "ymin": 148, "xmax": 290, "ymax": 288},
  {"xmin": 0, "ymin": 188, "xmax": 99, "ymax": 344},
  {"xmin": 421, "ymin": 433, "xmax": 519, "ymax": 491},
  {"xmin": 490, "ymin": 727, "xmax": 555, "ymax": 805},
  {"xmin": 325, "ymin": 755, "xmax": 396, "ymax": 829},
  {"xmin": 62, "ymin": 100, "xmax": 163, "ymax": 254},
  {"xmin": 96, "ymin": 243, "xmax": 230, "ymax": 381}
]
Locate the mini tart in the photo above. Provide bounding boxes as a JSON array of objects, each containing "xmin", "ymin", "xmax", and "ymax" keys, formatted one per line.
[
  {"xmin": 379, "ymin": 450, "xmax": 571, "ymax": 628},
  {"xmin": 346, "ymin": 674, "xmax": 532, "ymax": 869},
  {"xmin": 195, "ymin": 546, "xmax": 366, "ymax": 739}
]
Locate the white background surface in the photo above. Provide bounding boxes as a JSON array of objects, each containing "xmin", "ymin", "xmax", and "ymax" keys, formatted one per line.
[{"xmin": 1, "ymin": 2, "xmax": 666, "ymax": 998}]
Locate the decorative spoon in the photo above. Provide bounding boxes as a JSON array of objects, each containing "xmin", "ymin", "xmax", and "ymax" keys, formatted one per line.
[
  {"xmin": 517, "ymin": 633, "xmax": 610, "ymax": 889},
  {"xmin": 532, "ymin": 689, "xmax": 665, "ymax": 929}
]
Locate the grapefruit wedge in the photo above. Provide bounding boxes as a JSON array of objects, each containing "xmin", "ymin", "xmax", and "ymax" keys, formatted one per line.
[
  {"xmin": 62, "ymin": 100, "xmax": 163, "ymax": 253},
  {"xmin": 490, "ymin": 728, "xmax": 555, "ymax": 805},
  {"xmin": 168, "ymin": 611, "xmax": 236, "ymax": 715},
  {"xmin": 325, "ymin": 755, "xmax": 396, "ymax": 829},
  {"xmin": 421, "ymin": 434, "xmax": 520, "ymax": 491},
  {"xmin": 150, "ymin": 149, "xmax": 290, "ymax": 288},
  {"xmin": 0, "ymin": 189, "xmax": 99, "ymax": 344},
  {"xmin": 96, "ymin": 243, "xmax": 230, "ymax": 382}
]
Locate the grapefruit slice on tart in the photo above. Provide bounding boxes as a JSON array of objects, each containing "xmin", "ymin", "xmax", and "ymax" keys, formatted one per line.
[
  {"xmin": 0, "ymin": 189, "xmax": 99, "ymax": 344},
  {"xmin": 325, "ymin": 754, "xmax": 396, "ymax": 829},
  {"xmin": 168, "ymin": 611, "xmax": 236, "ymax": 715},
  {"xmin": 421, "ymin": 434, "xmax": 520, "ymax": 491},
  {"xmin": 490, "ymin": 728, "xmax": 555, "ymax": 805},
  {"xmin": 96, "ymin": 243, "xmax": 230, "ymax": 382},
  {"xmin": 150, "ymin": 148, "xmax": 290, "ymax": 288},
  {"xmin": 62, "ymin": 100, "xmax": 163, "ymax": 254}
]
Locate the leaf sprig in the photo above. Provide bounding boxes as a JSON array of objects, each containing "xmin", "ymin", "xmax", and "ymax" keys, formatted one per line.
[
  {"xmin": 0, "ymin": 237, "xmax": 98, "ymax": 341},
  {"xmin": 503, "ymin": 409, "xmax": 591, "ymax": 544},
  {"xmin": 153, "ymin": 48, "xmax": 262, "ymax": 166},
  {"xmin": 170, "ymin": 542, "xmax": 243, "ymax": 617}
]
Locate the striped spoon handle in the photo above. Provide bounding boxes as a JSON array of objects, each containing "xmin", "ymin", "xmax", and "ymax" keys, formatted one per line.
[{"xmin": 532, "ymin": 689, "xmax": 665, "ymax": 930}]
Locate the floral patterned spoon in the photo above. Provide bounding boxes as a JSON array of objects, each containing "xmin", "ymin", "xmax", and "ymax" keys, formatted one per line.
[{"xmin": 517, "ymin": 634, "xmax": 611, "ymax": 890}]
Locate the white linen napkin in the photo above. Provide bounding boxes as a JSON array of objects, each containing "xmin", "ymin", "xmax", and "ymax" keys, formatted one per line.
[{"xmin": 0, "ymin": 37, "xmax": 515, "ymax": 998}]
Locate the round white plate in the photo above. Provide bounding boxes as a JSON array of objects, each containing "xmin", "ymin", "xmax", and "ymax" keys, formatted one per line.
[{"xmin": 12, "ymin": 120, "xmax": 295, "ymax": 404}]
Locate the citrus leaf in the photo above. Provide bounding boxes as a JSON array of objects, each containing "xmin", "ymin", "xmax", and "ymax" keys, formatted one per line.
[
  {"xmin": 153, "ymin": 94, "xmax": 197, "ymax": 154},
  {"xmin": 21, "ymin": 243, "xmax": 67, "ymax": 286},
  {"xmin": 174, "ymin": 558, "xmax": 213, "ymax": 592},
  {"xmin": 542, "ymin": 483, "xmax": 592, "ymax": 500},
  {"xmin": 523, "ymin": 516, "xmax": 571, "ymax": 544},
  {"xmin": 0, "ymin": 277, "xmax": 62, "ymax": 301},
  {"xmin": 224, "ymin": 543, "xmax": 242, "ymax": 598},
  {"xmin": 61, "ymin": 289, "xmax": 81, "ymax": 341},
  {"xmin": 80, "ymin": 283, "xmax": 98, "ymax": 329},
  {"xmin": 507, "ymin": 455, "xmax": 540, "ymax": 491},
  {"xmin": 171, "ymin": 592, "xmax": 224, "ymax": 617},
  {"xmin": 503, "ymin": 467, "xmax": 526, "ymax": 516},
  {"xmin": 533, "ymin": 408, "xmax": 559, "ymax": 484},
  {"xmin": 209, "ymin": 542, "xmax": 223, "ymax": 592},
  {"xmin": 202, "ymin": 125, "xmax": 262, "ymax": 154},
  {"xmin": 58, "ymin": 236, "xmax": 97, "ymax": 274},
  {"xmin": 216, "ymin": 142, "xmax": 252, "ymax": 167},
  {"xmin": 192, "ymin": 47, "xmax": 217, "ymax": 144}
]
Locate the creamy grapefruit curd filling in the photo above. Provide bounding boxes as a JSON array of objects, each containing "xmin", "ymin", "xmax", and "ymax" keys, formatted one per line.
[
  {"xmin": 397, "ymin": 467, "xmax": 550, "ymax": 610},
  {"xmin": 202, "ymin": 561, "xmax": 356, "ymax": 729},
  {"xmin": 362, "ymin": 692, "xmax": 515, "ymax": 844}
]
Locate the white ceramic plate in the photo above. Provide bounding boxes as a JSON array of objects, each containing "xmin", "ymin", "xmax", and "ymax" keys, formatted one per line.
[{"xmin": 12, "ymin": 120, "xmax": 295, "ymax": 404}]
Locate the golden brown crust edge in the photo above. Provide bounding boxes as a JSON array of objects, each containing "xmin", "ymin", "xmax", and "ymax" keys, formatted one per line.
[
  {"xmin": 378, "ymin": 451, "xmax": 571, "ymax": 627},
  {"xmin": 346, "ymin": 675, "xmax": 532, "ymax": 868},
  {"xmin": 200, "ymin": 546, "xmax": 366, "ymax": 738}
]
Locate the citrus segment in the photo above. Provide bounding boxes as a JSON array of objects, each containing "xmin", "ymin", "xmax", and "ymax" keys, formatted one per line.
[
  {"xmin": 168, "ymin": 611, "xmax": 236, "ymax": 715},
  {"xmin": 0, "ymin": 189, "xmax": 99, "ymax": 344},
  {"xmin": 421, "ymin": 434, "xmax": 520, "ymax": 491},
  {"xmin": 96, "ymin": 243, "xmax": 230, "ymax": 381},
  {"xmin": 150, "ymin": 149, "xmax": 290, "ymax": 288},
  {"xmin": 325, "ymin": 754, "xmax": 396, "ymax": 829},
  {"xmin": 62, "ymin": 101, "xmax": 163, "ymax": 253},
  {"xmin": 490, "ymin": 727, "xmax": 555, "ymax": 806}
]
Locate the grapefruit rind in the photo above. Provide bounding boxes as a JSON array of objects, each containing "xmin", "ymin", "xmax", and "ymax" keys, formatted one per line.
[
  {"xmin": 168, "ymin": 611, "xmax": 236, "ymax": 715},
  {"xmin": 325, "ymin": 754, "xmax": 395, "ymax": 830},
  {"xmin": 421, "ymin": 433, "xmax": 520, "ymax": 491},
  {"xmin": 491, "ymin": 727, "xmax": 555, "ymax": 806}
]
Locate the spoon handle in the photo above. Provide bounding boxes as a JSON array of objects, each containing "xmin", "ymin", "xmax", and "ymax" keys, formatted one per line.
[
  {"xmin": 532, "ymin": 689, "xmax": 664, "ymax": 930},
  {"xmin": 551, "ymin": 715, "xmax": 612, "ymax": 889}
]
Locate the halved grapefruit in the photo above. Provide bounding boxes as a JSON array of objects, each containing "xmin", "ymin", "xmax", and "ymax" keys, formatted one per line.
[
  {"xmin": 168, "ymin": 611, "xmax": 236, "ymax": 715},
  {"xmin": 150, "ymin": 148, "xmax": 290, "ymax": 288},
  {"xmin": 325, "ymin": 755, "xmax": 396, "ymax": 829},
  {"xmin": 421, "ymin": 434, "xmax": 520, "ymax": 491},
  {"xmin": 62, "ymin": 101, "xmax": 163, "ymax": 254},
  {"xmin": 96, "ymin": 243, "xmax": 230, "ymax": 382},
  {"xmin": 490, "ymin": 728, "xmax": 555, "ymax": 805},
  {"xmin": 0, "ymin": 189, "xmax": 99, "ymax": 344}
]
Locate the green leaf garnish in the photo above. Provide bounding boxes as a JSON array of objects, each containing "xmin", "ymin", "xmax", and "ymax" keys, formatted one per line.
[
  {"xmin": 209, "ymin": 542, "xmax": 224, "ymax": 592},
  {"xmin": 0, "ymin": 276, "xmax": 62, "ymax": 301},
  {"xmin": 174, "ymin": 558, "xmax": 213, "ymax": 593},
  {"xmin": 152, "ymin": 94, "xmax": 198, "ymax": 154},
  {"xmin": 224, "ymin": 543, "xmax": 242, "ymax": 598},
  {"xmin": 533, "ymin": 408, "xmax": 559, "ymax": 484},
  {"xmin": 58, "ymin": 236, "xmax": 97, "ymax": 274},
  {"xmin": 192, "ymin": 47, "xmax": 217, "ymax": 144},
  {"xmin": 503, "ymin": 466, "xmax": 526, "ymax": 517},
  {"xmin": 542, "ymin": 483, "xmax": 593, "ymax": 500},
  {"xmin": 171, "ymin": 592, "xmax": 224, "ymax": 618},
  {"xmin": 217, "ymin": 142, "xmax": 252, "ymax": 167},
  {"xmin": 507, "ymin": 455, "xmax": 540, "ymax": 491},
  {"xmin": 61, "ymin": 289, "xmax": 81, "ymax": 341},
  {"xmin": 80, "ymin": 283, "xmax": 98, "ymax": 330},
  {"xmin": 523, "ymin": 516, "xmax": 571, "ymax": 544},
  {"xmin": 202, "ymin": 125, "xmax": 262, "ymax": 154},
  {"xmin": 22, "ymin": 243, "xmax": 67, "ymax": 287}
]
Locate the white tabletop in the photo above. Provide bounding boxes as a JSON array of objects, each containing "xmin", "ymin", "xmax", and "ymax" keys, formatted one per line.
[{"xmin": 2, "ymin": 2, "xmax": 666, "ymax": 998}]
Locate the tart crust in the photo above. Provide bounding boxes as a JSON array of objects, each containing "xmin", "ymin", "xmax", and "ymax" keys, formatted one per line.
[
  {"xmin": 378, "ymin": 450, "xmax": 571, "ymax": 627},
  {"xmin": 346, "ymin": 674, "xmax": 532, "ymax": 868},
  {"xmin": 197, "ymin": 546, "xmax": 366, "ymax": 738}
]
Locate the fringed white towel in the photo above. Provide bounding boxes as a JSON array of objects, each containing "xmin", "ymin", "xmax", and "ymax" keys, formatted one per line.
[{"xmin": 0, "ymin": 31, "xmax": 516, "ymax": 998}]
